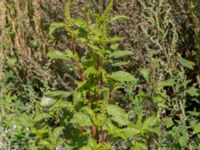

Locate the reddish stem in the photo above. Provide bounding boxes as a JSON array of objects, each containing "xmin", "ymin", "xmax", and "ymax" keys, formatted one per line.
[
  {"xmin": 91, "ymin": 125, "xmax": 97, "ymax": 140},
  {"xmin": 100, "ymin": 126, "xmax": 104, "ymax": 144},
  {"xmin": 71, "ymin": 39, "xmax": 85, "ymax": 81},
  {"xmin": 147, "ymin": 135, "xmax": 151, "ymax": 150}
]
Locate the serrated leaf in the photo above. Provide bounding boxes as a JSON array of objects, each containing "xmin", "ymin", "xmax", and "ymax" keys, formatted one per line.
[
  {"xmin": 111, "ymin": 43, "xmax": 119, "ymax": 50},
  {"xmin": 181, "ymin": 80, "xmax": 192, "ymax": 87},
  {"xmin": 193, "ymin": 123, "xmax": 200, "ymax": 134},
  {"xmin": 110, "ymin": 71, "xmax": 136, "ymax": 82},
  {"xmin": 112, "ymin": 61, "xmax": 130, "ymax": 67},
  {"xmin": 179, "ymin": 135, "xmax": 187, "ymax": 147},
  {"xmin": 84, "ymin": 67, "xmax": 98, "ymax": 76},
  {"xmin": 17, "ymin": 115, "xmax": 34, "ymax": 127},
  {"xmin": 65, "ymin": 48, "xmax": 74, "ymax": 58},
  {"xmin": 40, "ymin": 97, "xmax": 57, "ymax": 107},
  {"xmin": 34, "ymin": 113, "xmax": 51, "ymax": 122},
  {"xmin": 165, "ymin": 117, "xmax": 174, "ymax": 128},
  {"xmin": 70, "ymin": 112, "xmax": 92, "ymax": 126},
  {"xmin": 187, "ymin": 111, "xmax": 200, "ymax": 117},
  {"xmin": 159, "ymin": 79, "xmax": 175, "ymax": 87},
  {"xmin": 186, "ymin": 87, "xmax": 199, "ymax": 97},
  {"xmin": 179, "ymin": 57, "xmax": 194, "ymax": 69},
  {"xmin": 49, "ymin": 22, "xmax": 65, "ymax": 35},
  {"xmin": 107, "ymin": 105, "xmax": 129, "ymax": 126},
  {"xmin": 109, "ymin": 50, "xmax": 133, "ymax": 59},
  {"xmin": 47, "ymin": 50, "xmax": 67, "ymax": 60},
  {"xmin": 143, "ymin": 116, "xmax": 157, "ymax": 128},
  {"xmin": 74, "ymin": 19, "xmax": 88, "ymax": 29},
  {"xmin": 139, "ymin": 68, "xmax": 149, "ymax": 82},
  {"xmin": 45, "ymin": 90, "xmax": 71, "ymax": 99},
  {"xmin": 148, "ymin": 50, "xmax": 159, "ymax": 56},
  {"xmin": 50, "ymin": 101, "xmax": 73, "ymax": 112},
  {"xmin": 147, "ymin": 127, "xmax": 160, "ymax": 134},
  {"xmin": 38, "ymin": 140, "xmax": 52, "ymax": 149},
  {"xmin": 53, "ymin": 127, "xmax": 64, "ymax": 139},
  {"xmin": 104, "ymin": 120, "xmax": 139, "ymax": 139},
  {"xmin": 117, "ymin": 128, "xmax": 140, "ymax": 139}
]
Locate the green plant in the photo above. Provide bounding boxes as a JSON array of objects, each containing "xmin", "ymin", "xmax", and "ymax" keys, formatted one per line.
[
  {"xmin": 46, "ymin": 0, "xmax": 141, "ymax": 148},
  {"xmin": 1, "ymin": 0, "xmax": 200, "ymax": 149}
]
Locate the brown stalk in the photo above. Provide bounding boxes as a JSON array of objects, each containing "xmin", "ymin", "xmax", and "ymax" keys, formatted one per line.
[
  {"xmin": 91, "ymin": 125, "xmax": 97, "ymax": 140},
  {"xmin": 147, "ymin": 135, "xmax": 152, "ymax": 150},
  {"xmin": 100, "ymin": 126, "xmax": 105, "ymax": 144},
  {"xmin": 71, "ymin": 39, "xmax": 85, "ymax": 81}
]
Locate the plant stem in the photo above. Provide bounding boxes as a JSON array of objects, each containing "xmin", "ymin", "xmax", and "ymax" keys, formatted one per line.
[
  {"xmin": 147, "ymin": 135, "xmax": 152, "ymax": 150},
  {"xmin": 100, "ymin": 126, "xmax": 104, "ymax": 144},
  {"xmin": 91, "ymin": 125, "xmax": 97, "ymax": 140},
  {"xmin": 71, "ymin": 39, "xmax": 85, "ymax": 81}
]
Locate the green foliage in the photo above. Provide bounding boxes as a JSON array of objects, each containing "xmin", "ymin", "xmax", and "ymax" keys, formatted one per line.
[
  {"xmin": 1, "ymin": 0, "xmax": 200, "ymax": 149},
  {"xmin": 179, "ymin": 57, "xmax": 194, "ymax": 70},
  {"xmin": 110, "ymin": 71, "xmax": 136, "ymax": 82}
]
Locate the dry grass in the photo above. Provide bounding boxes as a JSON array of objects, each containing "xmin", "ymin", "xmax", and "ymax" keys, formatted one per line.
[{"xmin": 0, "ymin": 1, "xmax": 6, "ymax": 97}]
